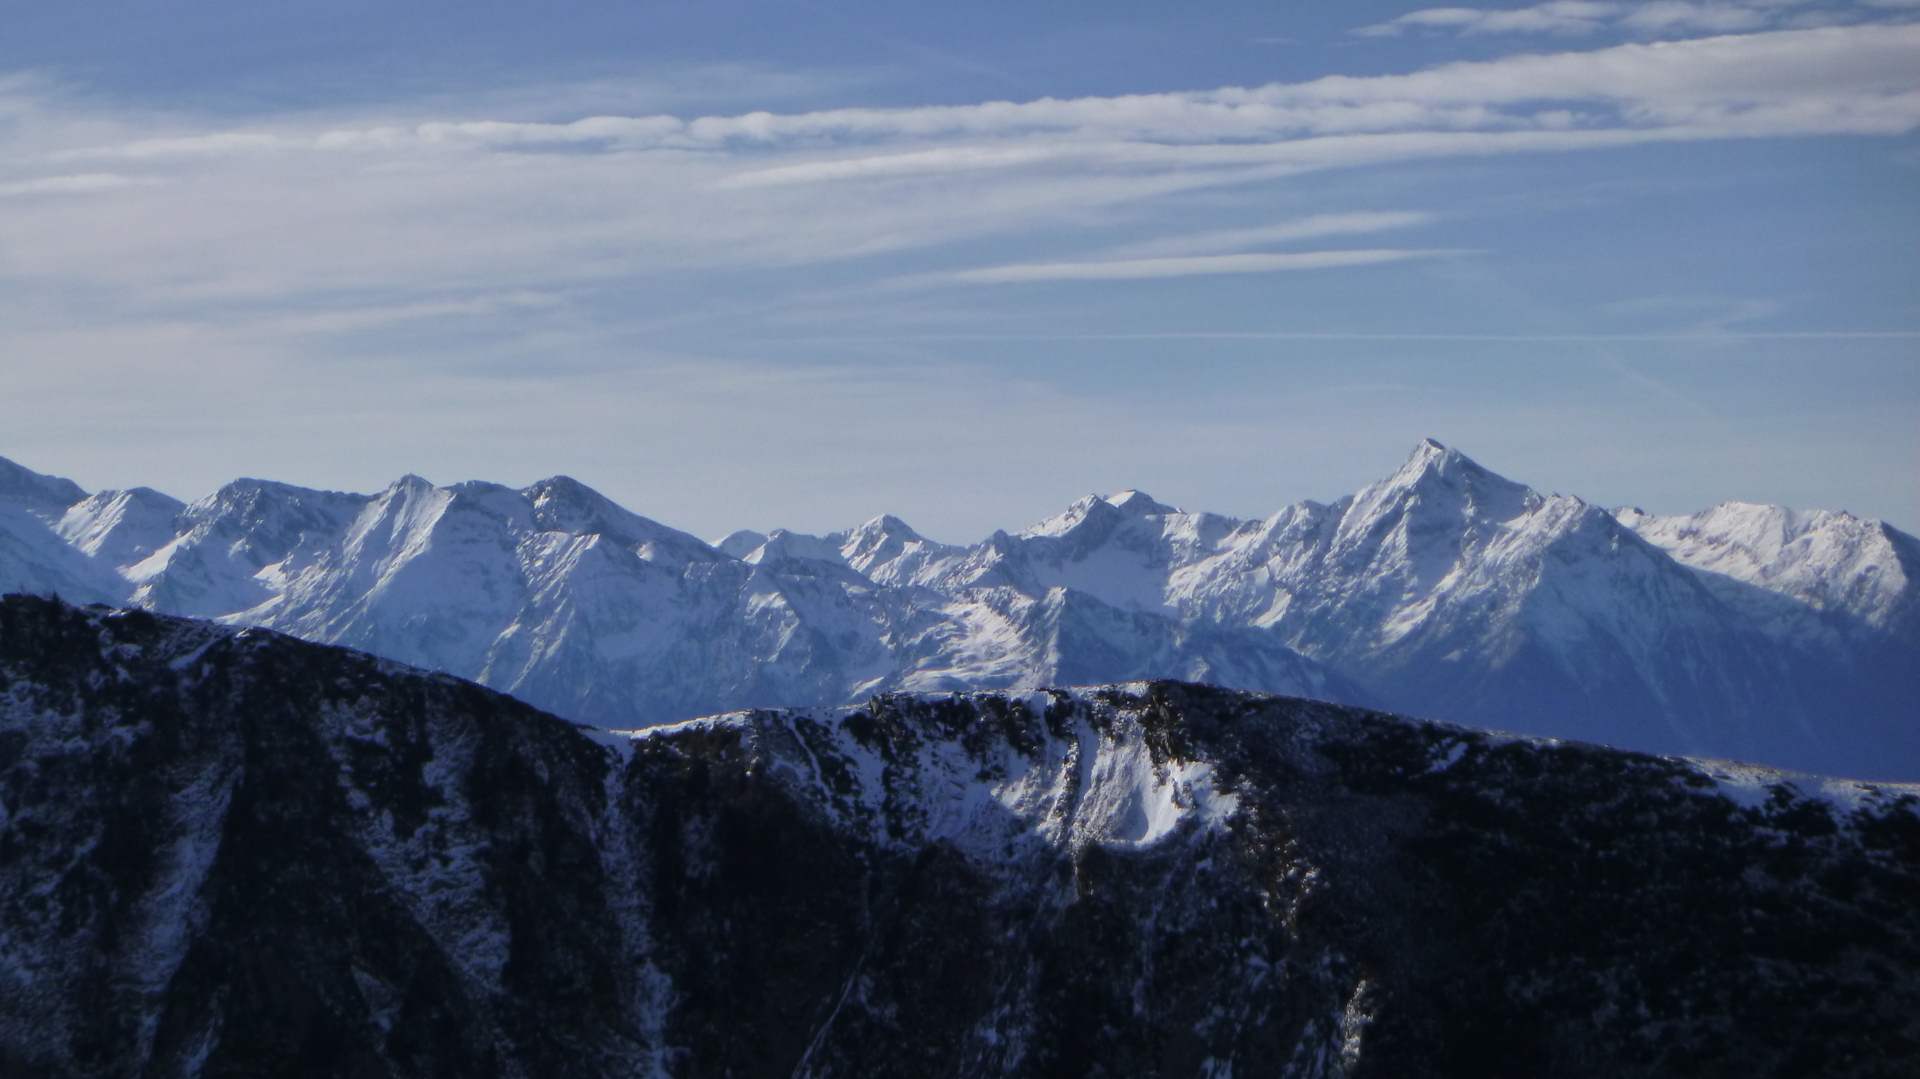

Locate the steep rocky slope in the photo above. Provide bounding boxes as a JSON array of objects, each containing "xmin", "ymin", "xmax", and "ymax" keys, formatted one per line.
[{"xmin": 3, "ymin": 596, "xmax": 1916, "ymax": 1077}]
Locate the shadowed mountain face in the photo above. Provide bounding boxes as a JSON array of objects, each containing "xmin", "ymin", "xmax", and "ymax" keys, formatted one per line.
[
  {"xmin": 3, "ymin": 596, "xmax": 1916, "ymax": 1078},
  {"xmin": 0, "ymin": 439, "xmax": 1913, "ymax": 778}
]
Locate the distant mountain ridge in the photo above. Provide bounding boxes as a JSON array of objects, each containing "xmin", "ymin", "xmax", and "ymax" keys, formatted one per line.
[{"xmin": 0, "ymin": 441, "xmax": 1913, "ymax": 778}]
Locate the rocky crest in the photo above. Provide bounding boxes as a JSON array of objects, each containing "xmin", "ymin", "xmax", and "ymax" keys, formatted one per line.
[{"xmin": 3, "ymin": 595, "xmax": 1916, "ymax": 1077}]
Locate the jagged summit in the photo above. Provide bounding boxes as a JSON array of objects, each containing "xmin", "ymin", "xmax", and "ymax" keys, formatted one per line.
[
  {"xmin": 836, "ymin": 513, "xmax": 967, "ymax": 589},
  {"xmin": 0, "ymin": 444, "xmax": 1912, "ymax": 777},
  {"xmin": 1620, "ymin": 498, "xmax": 1915, "ymax": 634},
  {"xmin": 1019, "ymin": 489, "xmax": 1174, "ymax": 539},
  {"xmin": 742, "ymin": 527, "xmax": 845, "ymax": 566},
  {"xmin": 189, "ymin": 475, "xmax": 361, "ymax": 515}
]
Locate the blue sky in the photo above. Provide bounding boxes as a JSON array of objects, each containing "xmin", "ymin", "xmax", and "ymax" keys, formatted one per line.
[{"xmin": 3, "ymin": 1, "xmax": 1917, "ymax": 538}]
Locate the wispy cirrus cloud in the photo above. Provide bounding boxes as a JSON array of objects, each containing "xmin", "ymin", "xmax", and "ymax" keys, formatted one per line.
[
  {"xmin": 30, "ymin": 23, "xmax": 1920, "ymax": 169},
  {"xmin": 0, "ymin": 172, "xmax": 154, "ymax": 198},
  {"xmin": 1356, "ymin": 2, "xmax": 1634, "ymax": 37},
  {"xmin": 1354, "ymin": 1, "xmax": 1897, "ymax": 38},
  {"xmin": 944, "ymin": 248, "xmax": 1466, "ymax": 285},
  {"xmin": 1098, "ymin": 212, "xmax": 1439, "ymax": 260},
  {"xmin": 0, "ymin": 24, "xmax": 1913, "ymax": 328},
  {"xmin": 925, "ymin": 211, "xmax": 1451, "ymax": 285}
]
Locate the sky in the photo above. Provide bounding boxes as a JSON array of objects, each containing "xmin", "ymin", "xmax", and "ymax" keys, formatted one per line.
[{"xmin": 2, "ymin": 0, "xmax": 1917, "ymax": 541}]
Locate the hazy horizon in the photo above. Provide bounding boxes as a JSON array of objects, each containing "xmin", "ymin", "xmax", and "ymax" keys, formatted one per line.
[
  {"xmin": 4, "ymin": 2, "xmax": 1916, "ymax": 537},
  {"xmin": 7, "ymin": 433, "xmax": 1914, "ymax": 547}
]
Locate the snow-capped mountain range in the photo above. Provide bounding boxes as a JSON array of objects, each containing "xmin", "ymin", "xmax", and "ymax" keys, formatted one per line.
[{"xmin": 1, "ymin": 441, "xmax": 1913, "ymax": 778}]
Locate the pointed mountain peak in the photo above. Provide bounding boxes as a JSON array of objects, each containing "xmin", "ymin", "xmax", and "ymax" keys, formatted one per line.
[
  {"xmin": 1105, "ymin": 489, "xmax": 1177, "ymax": 516},
  {"xmin": 1020, "ymin": 494, "xmax": 1115, "ymax": 538},
  {"xmin": 1017, "ymin": 488, "xmax": 1178, "ymax": 542},
  {"xmin": 1398, "ymin": 437, "xmax": 1466, "ymax": 475},
  {"xmin": 874, "ymin": 513, "xmax": 920, "ymax": 537},
  {"xmin": 1383, "ymin": 439, "xmax": 1521, "ymax": 495},
  {"xmin": 1339, "ymin": 441, "xmax": 1539, "ymax": 539},
  {"xmin": 847, "ymin": 512, "xmax": 924, "ymax": 543},
  {"xmin": 838, "ymin": 513, "xmax": 943, "ymax": 566}
]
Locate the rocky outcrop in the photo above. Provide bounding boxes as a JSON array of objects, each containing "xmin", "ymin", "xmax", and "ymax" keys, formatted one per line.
[{"xmin": 2, "ymin": 595, "xmax": 1917, "ymax": 1076}]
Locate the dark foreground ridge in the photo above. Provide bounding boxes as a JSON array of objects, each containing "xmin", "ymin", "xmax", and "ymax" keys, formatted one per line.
[{"xmin": 2, "ymin": 594, "xmax": 1917, "ymax": 1077}]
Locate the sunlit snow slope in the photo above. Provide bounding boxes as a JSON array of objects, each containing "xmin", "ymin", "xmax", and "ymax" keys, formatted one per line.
[{"xmin": 0, "ymin": 441, "xmax": 1913, "ymax": 777}]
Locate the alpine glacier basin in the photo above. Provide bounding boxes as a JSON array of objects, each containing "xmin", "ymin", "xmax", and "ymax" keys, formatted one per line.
[{"xmin": 2, "ymin": 596, "xmax": 1916, "ymax": 1077}]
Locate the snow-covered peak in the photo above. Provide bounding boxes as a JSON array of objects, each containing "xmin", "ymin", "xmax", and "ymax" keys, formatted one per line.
[
  {"xmin": 523, "ymin": 473, "xmax": 601, "ymax": 507},
  {"xmin": 714, "ymin": 529, "xmax": 767, "ymax": 559},
  {"xmin": 1020, "ymin": 490, "xmax": 1177, "ymax": 541},
  {"xmin": 522, "ymin": 475, "xmax": 718, "ymax": 567},
  {"xmin": 54, "ymin": 487, "xmax": 184, "ymax": 567},
  {"xmin": 0, "ymin": 500, "xmax": 126, "ymax": 604},
  {"xmin": 0, "ymin": 455, "xmax": 87, "ymax": 520},
  {"xmin": 1614, "ymin": 505, "xmax": 1652, "ymax": 529},
  {"xmin": 186, "ymin": 477, "xmax": 366, "ymax": 523},
  {"xmin": 1407, "ymin": 435, "xmax": 1450, "ymax": 465},
  {"xmin": 339, "ymin": 477, "xmax": 455, "ymax": 569},
  {"xmin": 175, "ymin": 478, "xmax": 370, "ymax": 566},
  {"xmin": 741, "ymin": 528, "xmax": 847, "ymax": 567},
  {"xmin": 2, "ymin": 445, "xmax": 1911, "ymax": 779},
  {"xmin": 835, "ymin": 513, "xmax": 970, "ymax": 588},
  {"xmin": 1019, "ymin": 494, "xmax": 1112, "ymax": 539},
  {"xmin": 1336, "ymin": 440, "xmax": 1538, "ymax": 547},
  {"xmin": 1383, "ymin": 439, "xmax": 1523, "ymax": 500},
  {"xmin": 845, "ymin": 512, "xmax": 924, "ymax": 546},
  {"xmin": 388, "ymin": 473, "xmax": 437, "ymax": 495},
  {"xmin": 1104, "ymin": 489, "xmax": 1177, "ymax": 516},
  {"xmin": 1618, "ymin": 500, "xmax": 1915, "ymax": 628},
  {"xmin": 838, "ymin": 514, "xmax": 920, "ymax": 560},
  {"xmin": 1651, "ymin": 501, "xmax": 1864, "ymax": 563}
]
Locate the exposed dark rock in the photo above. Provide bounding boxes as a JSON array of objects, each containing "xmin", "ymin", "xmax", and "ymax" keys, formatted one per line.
[{"xmin": 2, "ymin": 594, "xmax": 1916, "ymax": 1077}]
